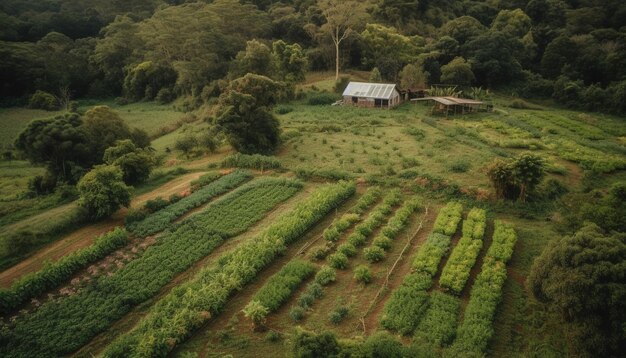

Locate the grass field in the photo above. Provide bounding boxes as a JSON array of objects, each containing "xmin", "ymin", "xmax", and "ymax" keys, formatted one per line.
[{"xmin": 0, "ymin": 74, "xmax": 624, "ymax": 357}]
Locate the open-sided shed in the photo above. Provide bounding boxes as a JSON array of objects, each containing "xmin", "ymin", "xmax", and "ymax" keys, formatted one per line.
[
  {"xmin": 412, "ymin": 96, "xmax": 492, "ymax": 116},
  {"xmin": 342, "ymin": 82, "xmax": 401, "ymax": 109}
]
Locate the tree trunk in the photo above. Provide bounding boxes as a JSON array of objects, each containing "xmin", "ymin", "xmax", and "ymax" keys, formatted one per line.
[{"xmin": 335, "ymin": 39, "xmax": 340, "ymax": 80}]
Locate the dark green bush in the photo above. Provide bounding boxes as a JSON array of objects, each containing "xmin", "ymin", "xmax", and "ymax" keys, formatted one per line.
[
  {"xmin": 28, "ymin": 90, "xmax": 59, "ymax": 111},
  {"xmin": 307, "ymin": 92, "xmax": 338, "ymax": 105}
]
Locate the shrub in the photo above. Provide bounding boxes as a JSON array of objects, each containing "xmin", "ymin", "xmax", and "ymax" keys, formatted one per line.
[
  {"xmin": 364, "ymin": 246, "xmax": 385, "ymax": 263},
  {"xmin": 243, "ymin": 300, "xmax": 269, "ymax": 330},
  {"xmin": 304, "ymin": 282, "xmax": 323, "ymax": 299},
  {"xmin": 315, "ymin": 266, "xmax": 337, "ymax": 285},
  {"xmin": 298, "ymin": 293, "xmax": 316, "ymax": 308},
  {"xmin": 124, "ymin": 208, "xmax": 148, "ymax": 225},
  {"xmin": 275, "ymin": 105, "xmax": 293, "ymax": 114},
  {"xmin": 28, "ymin": 90, "xmax": 59, "ymax": 111},
  {"xmin": 372, "ymin": 235, "xmax": 393, "ymax": 250},
  {"xmin": 289, "ymin": 306, "xmax": 305, "ymax": 321},
  {"xmin": 449, "ymin": 160, "xmax": 470, "ymax": 173},
  {"xmin": 190, "ymin": 172, "xmax": 222, "ymax": 192},
  {"xmin": 308, "ymin": 92, "xmax": 338, "ymax": 105},
  {"xmin": 252, "ymin": 260, "xmax": 315, "ymax": 312},
  {"xmin": 77, "ymin": 165, "xmax": 131, "ymax": 221},
  {"xmin": 333, "ymin": 76, "xmax": 350, "ymax": 93},
  {"xmin": 329, "ymin": 306, "xmax": 349, "ymax": 325},
  {"xmin": 221, "ymin": 153, "xmax": 281, "ymax": 170},
  {"xmin": 309, "ymin": 245, "xmax": 331, "ymax": 260},
  {"xmin": 432, "ymin": 202, "xmax": 463, "ymax": 236},
  {"xmin": 265, "ymin": 331, "xmax": 281, "ymax": 342},
  {"xmin": 412, "ymin": 233, "xmax": 452, "ymax": 276},
  {"xmin": 144, "ymin": 197, "xmax": 169, "ymax": 213},
  {"xmin": 337, "ymin": 243, "xmax": 357, "ymax": 257},
  {"xmin": 155, "ymin": 88, "xmax": 176, "ymax": 104},
  {"xmin": 328, "ymin": 252, "xmax": 348, "ymax": 269},
  {"xmin": 354, "ymin": 265, "xmax": 372, "ymax": 284}
]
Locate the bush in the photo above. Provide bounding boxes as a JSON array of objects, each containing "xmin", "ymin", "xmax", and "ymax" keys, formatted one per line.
[
  {"xmin": 307, "ymin": 92, "xmax": 338, "ymax": 105},
  {"xmin": 337, "ymin": 243, "xmax": 357, "ymax": 257},
  {"xmin": 275, "ymin": 105, "xmax": 293, "ymax": 114},
  {"xmin": 28, "ymin": 90, "xmax": 59, "ymax": 111},
  {"xmin": 354, "ymin": 265, "xmax": 372, "ymax": 284},
  {"xmin": 252, "ymin": 260, "xmax": 315, "ymax": 312},
  {"xmin": 364, "ymin": 246, "xmax": 385, "ymax": 263},
  {"xmin": 309, "ymin": 245, "xmax": 331, "ymax": 260},
  {"xmin": 77, "ymin": 165, "xmax": 131, "ymax": 221},
  {"xmin": 329, "ymin": 306, "xmax": 349, "ymax": 325},
  {"xmin": 289, "ymin": 306, "xmax": 305, "ymax": 321},
  {"xmin": 265, "ymin": 331, "xmax": 281, "ymax": 342},
  {"xmin": 221, "ymin": 153, "xmax": 282, "ymax": 170},
  {"xmin": 328, "ymin": 252, "xmax": 348, "ymax": 269},
  {"xmin": 190, "ymin": 172, "xmax": 222, "ymax": 192},
  {"xmin": 298, "ymin": 293, "xmax": 316, "ymax": 308},
  {"xmin": 372, "ymin": 235, "xmax": 393, "ymax": 250},
  {"xmin": 333, "ymin": 76, "xmax": 350, "ymax": 94},
  {"xmin": 315, "ymin": 265, "xmax": 337, "ymax": 285},
  {"xmin": 144, "ymin": 197, "xmax": 169, "ymax": 213},
  {"xmin": 155, "ymin": 88, "xmax": 176, "ymax": 104},
  {"xmin": 449, "ymin": 161, "xmax": 470, "ymax": 173},
  {"xmin": 124, "ymin": 208, "xmax": 148, "ymax": 225}
]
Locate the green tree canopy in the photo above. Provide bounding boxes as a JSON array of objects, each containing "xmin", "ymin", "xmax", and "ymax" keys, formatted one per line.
[
  {"xmin": 440, "ymin": 16, "xmax": 486, "ymax": 45},
  {"xmin": 82, "ymin": 105, "xmax": 134, "ymax": 161},
  {"xmin": 103, "ymin": 139, "xmax": 155, "ymax": 185},
  {"xmin": 440, "ymin": 56, "xmax": 474, "ymax": 86},
  {"xmin": 360, "ymin": 23, "xmax": 425, "ymax": 69},
  {"xmin": 230, "ymin": 39, "xmax": 273, "ymax": 79},
  {"xmin": 491, "ymin": 9, "xmax": 532, "ymax": 38},
  {"xmin": 77, "ymin": 164, "xmax": 131, "ymax": 220},
  {"xmin": 14, "ymin": 113, "xmax": 91, "ymax": 182},
  {"xmin": 528, "ymin": 224, "xmax": 626, "ymax": 357},
  {"xmin": 272, "ymin": 40, "xmax": 308, "ymax": 82},
  {"xmin": 215, "ymin": 74, "xmax": 283, "ymax": 154}
]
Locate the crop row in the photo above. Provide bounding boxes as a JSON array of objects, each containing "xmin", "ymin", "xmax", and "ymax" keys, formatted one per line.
[
  {"xmin": 0, "ymin": 178, "xmax": 302, "ymax": 357},
  {"xmin": 323, "ymin": 186, "xmax": 382, "ymax": 243},
  {"xmin": 413, "ymin": 291, "xmax": 460, "ymax": 347},
  {"xmin": 102, "ymin": 181, "xmax": 356, "ymax": 357},
  {"xmin": 439, "ymin": 208, "xmax": 487, "ymax": 294},
  {"xmin": 251, "ymin": 259, "xmax": 315, "ymax": 312},
  {"xmin": 0, "ymin": 228, "xmax": 129, "ymax": 314},
  {"xmin": 190, "ymin": 171, "xmax": 223, "ymax": 191},
  {"xmin": 381, "ymin": 202, "xmax": 461, "ymax": 335},
  {"xmin": 432, "ymin": 202, "xmax": 463, "ymax": 236},
  {"xmin": 366, "ymin": 197, "xmax": 421, "ymax": 257},
  {"xmin": 448, "ymin": 221, "xmax": 517, "ymax": 355},
  {"xmin": 127, "ymin": 170, "xmax": 252, "ymax": 237}
]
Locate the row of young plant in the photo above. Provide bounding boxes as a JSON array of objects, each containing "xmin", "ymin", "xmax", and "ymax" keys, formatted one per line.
[
  {"xmin": 0, "ymin": 228, "xmax": 129, "ymax": 315},
  {"xmin": 127, "ymin": 170, "xmax": 252, "ymax": 237},
  {"xmin": 380, "ymin": 202, "xmax": 462, "ymax": 335},
  {"xmin": 439, "ymin": 208, "xmax": 487, "ymax": 295},
  {"xmin": 413, "ymin": 291, "xmax": 461, "ymax": 348},
  {"xmin": 102, "ymin": 181, "xmax": 356, "ymax": 357},
  {"xmin": 447, "ymin": 221, "xmax": 517, "ymax": 355},
  {"xmin": 291, "ymin": 187, "xmax": 384, "ymax": 321},
  {"xmin": 362, "ymin": 197, "xmax": 422, "ymax": 264},
  {"xmin": 328, "ymin": 190, "xmax": 403, "ymax": 269},
  {"xmin": 0, "ymin": 178, "xmax": 303, "ymax": 357},
  {"xmin": 189, "ymin": 171, "xmax": 223, "ymax": 192}
]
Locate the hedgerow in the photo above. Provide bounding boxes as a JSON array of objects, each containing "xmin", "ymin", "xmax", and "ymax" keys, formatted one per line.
[
  {"xmin": 0, "ymin": 178, "xmax": 303, "ymax": 358},
  {"xmin": 102, "ymin": 181, "xmax": 355, "ymax": 357},
  {"xmin": 432, "ymin": 202, "xmax": 463, "ymax": 236},
  {"xmin": 447, "ymin": 221, "xmax": 517, "ymax": 355},
  {"xmin": 439, "ymin": 208, "xmax": 487, "ymax": 294},
  {"xmin": 412, "ymin": 233, "xmax": 452, "ymax": 276},
  {"xmin": 0, "ymin": 228, "xmax": 128, "ymax": 314},
  {"xmin": 251, "ymin": 260, "xmax": 315, "ymax": 312},
  {"xmin": 190, "ymin": 171, "xmax": 222, "ymax": 191},
  {"xmin": 413, "ymin": 292, "xmax": 460, "ymax": 347},
  {"xmin": 221, "ymin": 153, "xmax": 282, "ymax": 170},
  {"xmin": 127, "ymin": 170, "xmax": 252, "ymax": 237}
]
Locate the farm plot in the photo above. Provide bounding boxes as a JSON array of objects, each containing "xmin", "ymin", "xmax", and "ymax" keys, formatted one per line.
[
  {"xmin": 0, "ymin": 177, "xmax": 302, "ymax": 357},
  {"xmin": 102, "ymin": 181, "xmax": 355, "ymax": 357}
]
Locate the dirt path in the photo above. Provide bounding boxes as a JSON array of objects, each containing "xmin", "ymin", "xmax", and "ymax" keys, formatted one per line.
[{"xmin": 0, "ymin": 172, "xmax": 205, "ymax": 288}]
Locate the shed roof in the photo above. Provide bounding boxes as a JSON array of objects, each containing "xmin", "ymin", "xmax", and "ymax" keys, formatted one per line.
[
  {"xmin": 412, "ymin": 96, "xmax": 484, "ymax": 105},
  {"xmin": 343, "ymin": 82, "xmax": 397, "ymax": 99}
]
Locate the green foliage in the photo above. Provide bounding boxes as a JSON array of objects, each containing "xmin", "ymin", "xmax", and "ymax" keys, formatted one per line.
[
  {"xmin": 123, "ymin": 61, "xmax": 176, "ymax": 101},
  {"xmin": 272, "ymin": 40, "xmax": 308, "ymax": 82},
  {"xmin": 369, "ymin": 68, "xmax": 382, "ymax": 82},
  {"xmin": 563, "ymin": 182, "xmax": 626, "ymax": 232},
  {"xmin": 440, "ymin": 57, "xmax": 475, "ymax": 86},
  {"xmin": 307, "ymin": 92, "xmax": 339, "ymax": 105},
  {"xmin": 190, "ymin": 172, "xmax": 222, "ymax": 192},
  {"xmin": 1, "ymin": 177, "xmax": 304, "ymax": 357},
  {"xmin": 432, "ymin": 202, "xmax": 463, "ymax": 236},
  {"xmin": 354, "ymin": 265, "xmax": 372, "ymax": 284},
  {"xmin": 101, "ymin": 181, "xmax": 354, "ymax": 357},
  {"xmin": 103, "ymin": 139, "xmax": 155, "ymax": 185},
  {"xmin": 14, "ymin": 113, "xmax": 90, "ymax": 182},
  {"xmin": 315, "ymin": 265, "xmax": 337, "ymax": 286},
  {"xmin": 242, "ymin": 300, "xmax": 269, "ymax": 329},
  {"xmin": 251, "ymin": 260, "xmax": 315, "ymax": 312},
  {"xmin": 400, "ymin": 63, "xmax": 427, "ymax": 89},
  {"xmin": 215, "ymin": 74, "xmax": 283, "ymax": 154},
  {"xmin": 289, "ymin": 306, "xmax": 305, "ymax": 321},
  {"xmin": 333, "ymin": 76, "xmax": 350, "ymax": 94},
  {"xmin": 439, "ymin": 208, "xmax": 486, "ymax": 294},
  {"xmin": 487, "ymin": 152, "xmax": 546, "ymax": 201},
  {"xmin": 28, "ymin": 90, "xmax": 59, "ymax": 111},
  {"xmin": 328, "ymin": 252, "xmax": 349, "ymax": 269},
  {"xmin": 83, "ymin": 105, "xmax": 141, "ymax": 162},
  {"xmin": 380, "ymin": 272, "xmax": 432, "ymax": 335},
  {"xmin": 337, "ymin": 242, "xmax": 357, "ymax": 257},
  {"xmin": 412, "ymin": 233, "xmax": 452, "ymax": 276},
  {"xmin": 413, "ymin": 292, "xmax": 460, "ymax": 347},
  {"xmin": 230, "ymin": 40, "xmax": 273, "ymax": 79},
  {"xmin": 221, "ymin": 153, "xmax": 282, "ymax": 170},
  {"xmin": 0, "ymin": 228, "xmax": 128, "ymax": 314},
  {"xmin": 77, "ymin": 165, "xmax": 131, "ymax": 220},
  {"xmin": 364, "ymin": 246, "xmax": 385, "ymax": 263},
  {"xmin": 448, "ymin": 221, "xmax": 517, "ymax": 355},
  {"xmin": 528, "ymin": 224, "xmax": 625, "ymax": 357},
  {"xmin": 291, "ymin": 329, "xmax": 340, "ymax": 358},
  {"xmin": 127, "ymin": 170, "xmax": 252, "ymax": 237},
  {"xmin": 329, "ymin": 306, "xmax": 349, "ymax": 325}
]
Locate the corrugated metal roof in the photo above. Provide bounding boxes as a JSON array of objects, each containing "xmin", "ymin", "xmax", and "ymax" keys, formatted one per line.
[
  {"xmin": 342, "ymin": 82, "xmax": 397, "ymax": 99},
  {"xmin": 412, "ymin": 96, "xmax": 484, "ymax": 105}
]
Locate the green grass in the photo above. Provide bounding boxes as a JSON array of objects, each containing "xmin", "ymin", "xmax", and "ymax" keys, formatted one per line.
[{"xmin": 0, "ymin": 108, "xmax": 64, "ymax": 147}]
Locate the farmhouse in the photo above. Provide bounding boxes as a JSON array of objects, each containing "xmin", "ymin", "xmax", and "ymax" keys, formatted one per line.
[{"xmin": 342, "ymin": 82, "xmax": 401, "ymax": 109}]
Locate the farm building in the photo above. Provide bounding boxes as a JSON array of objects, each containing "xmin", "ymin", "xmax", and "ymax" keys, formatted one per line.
[
  {"xmin": 412, "ymin": 96, "xmax": 492, "ymax": 116},
  {"xmin": 342, "ymin": 82, "xmax": 402, "ymax": 109}
]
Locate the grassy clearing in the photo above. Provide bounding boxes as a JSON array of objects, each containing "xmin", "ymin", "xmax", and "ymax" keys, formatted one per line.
[{"xmin": 0, "ymin": 108, "xmax": 64, "ymax": 147}]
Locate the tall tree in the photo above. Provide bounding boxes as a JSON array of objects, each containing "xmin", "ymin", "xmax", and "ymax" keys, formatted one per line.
[
  {"xmin": 77, "ymin": 164, "xmax": 131, "ymax": 220},
  {"xmin": 82, "ymin": 105, "xmax": 134, "ymax": 162},
  {"xmin": 528, "ymin": 224, "xmax": 626, "ymax": 357},
  {"xmin": 103, "ymin": 139, "xmax": 155, "ymax": 185},
  {"xmin": 315, "ymin": 0, "xmax": 368, "ymax": 79}
]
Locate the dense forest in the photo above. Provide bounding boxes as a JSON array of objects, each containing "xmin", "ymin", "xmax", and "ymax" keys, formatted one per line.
[{"xmin": 2, "ymin": 0, "xmax": 626, "ymax": 113}]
